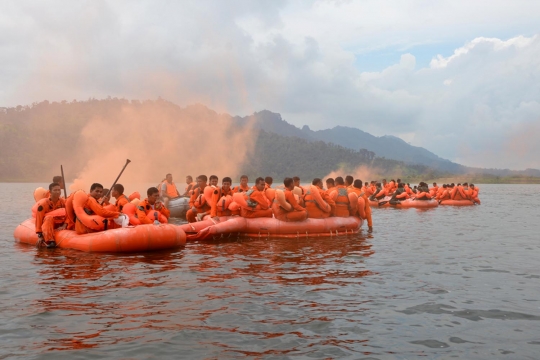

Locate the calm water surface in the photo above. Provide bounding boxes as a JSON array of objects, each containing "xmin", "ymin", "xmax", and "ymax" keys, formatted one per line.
[{"xmin": 1, "ymin": 184, "xmax": 539, "ymax": 359}]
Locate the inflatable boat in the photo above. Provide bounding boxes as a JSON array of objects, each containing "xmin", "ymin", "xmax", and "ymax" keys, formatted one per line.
[
  {"xmin": 179, "ymin": 216, "xmax": 363, "ymax": 240},
  {"xmin": 168, "ymin": 196, "xmax": 190, "ymax": 218},
  {"xmin": 369, "ymin": 197, "xmax": 438, "ymax": 208},
  {"xmin": 439, "ymin": 199, "xmax": 476, "ymax": 206},
  {"xmin": 14, "ymin": 218, "xmax": 186, "ymax": 252}
]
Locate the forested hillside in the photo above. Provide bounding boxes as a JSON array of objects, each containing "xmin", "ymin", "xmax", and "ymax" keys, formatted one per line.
[{"xmin": 0, "ymin": 99, "xmax": 448, "ymax": 182}]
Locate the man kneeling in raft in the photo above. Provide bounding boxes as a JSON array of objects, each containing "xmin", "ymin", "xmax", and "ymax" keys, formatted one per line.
[
  {"xmin": 136, "ymin": 187, "xmax": 171, "ymax": 224},
  {"xmin": 186, "ymin": 175, "xmax": 211, "ymax": 223},
  {"xmin": 272, "ymin": 177, "xmax": 308, "ymax": 222},
  {"xmin": 75, "ymin": 183, "xmax": 122, "ymax": 235},
  {"xmin": 241, "ymin": 177, "xmax": 273, "ymax": 218},
  {"xmin": 35, "ymin": 182, "xmax": 67, "ymax": 248}
]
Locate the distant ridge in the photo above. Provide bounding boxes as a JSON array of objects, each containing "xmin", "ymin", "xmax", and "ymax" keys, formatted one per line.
[{"xmin": 237, "ymin": 110, "xmax": 540, "ymax": 177}]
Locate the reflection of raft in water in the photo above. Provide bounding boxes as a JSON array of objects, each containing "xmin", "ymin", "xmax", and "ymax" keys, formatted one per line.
[
  {"xmin": 180, "ymin": 216, "xmax": 363, "ymax": 240},
  {"xmin": 168, "ymin": 197, "xmax": 190, "ymax": 218},
  {"xmin": 14, "ymin": 217, "xmax": 186, "ymax": 253},
  {"xmin": 369, "ymin": 197, "xmax": 439, "ymax": 208}
]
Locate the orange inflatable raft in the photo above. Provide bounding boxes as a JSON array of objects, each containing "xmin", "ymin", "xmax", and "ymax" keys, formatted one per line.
[
  {"xmin": 14, "ymin": 218, "xmax": 186, "ymax": 252},
  {"xmin": 369, "ymin": 197, "xmax": 438, "ymax": 208},
  {"xmin": 439, "ymin": 199, "xmax": 476, "ymax": 206},
  {"xmin": 179, "ymin": 216, "xmax": 363, "ymax": 240}
]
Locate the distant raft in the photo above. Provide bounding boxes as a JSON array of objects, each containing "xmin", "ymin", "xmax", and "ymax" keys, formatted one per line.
[
  {"xmin": 439, "ymin": 199, "xmax": 476, "ymax": 206},
  {"xmin": 369, "ymin": 197, "xmax": 439, "ymax": 208},
  {"xmin": 14, "ymin": 218, "xmax": 186, "ymax": 253},
  {"xmin": 168, "ymin": 196, "xmax": 190, "ymax": 218},
  {"xmin": 179, "ymin": 216, "xmax": 363, "ymax": 240}
]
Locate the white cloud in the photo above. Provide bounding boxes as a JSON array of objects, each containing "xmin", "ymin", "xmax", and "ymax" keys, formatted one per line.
[{"xmin": 1, "ymin": 1, "xmax": 540, "ymax": 170}]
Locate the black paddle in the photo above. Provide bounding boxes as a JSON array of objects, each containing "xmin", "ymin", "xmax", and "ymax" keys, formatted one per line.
[
  {"xmin": 60, "ymin": 165, "xmax": 68, "ymax": 199},
  {"xmin": 100, "ymin": 159, "xmax": 131, "ymax": 205}
]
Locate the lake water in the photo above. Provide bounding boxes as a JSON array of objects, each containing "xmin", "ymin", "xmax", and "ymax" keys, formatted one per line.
[{"xmin": 1, "ymin": 183, "xmax": 539, "ymax": 359}]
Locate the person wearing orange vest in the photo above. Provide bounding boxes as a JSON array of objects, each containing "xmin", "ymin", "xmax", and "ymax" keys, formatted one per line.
[
  {"xmin": 437, "ymin": 184, "xmax": 451, "ymax": 202},
  {"xmin": 429, "ymin": 182, "xmax": 439, "ymax": 197},
  {"xmin": 240, "ymin": 177, "xmax": 273, "ymax": 218},
  {"xmin": 272, "ymin": 177, "xmax": 308, "ymax": 222},
  {"xmin": 100, "ymin": 188, "xmax": 111, "ymax": 206},
  {"xmin": 111, "ymin": 184, "xmax": 130, "ymax": 212},
  {"xmin": 345, "ymin": 175, "xmax": 354, "ymax": 191},
  {"xmin": 74, "ymin": 183, "xmax": 121, "ymax": 235},
  {"xmin": 136, "ymin": 187, "xmax": 171, "ymax": 224},
  {"xmin": 210, "ymin": 177, "xmax": 234, "ymax": 217},
  {"xmin": 348, "ymin": 179, "xmax": 373, "ymax": 232},
  {"xmin": 330, "ymin": 177, "xmax": 350, "ymax": 217},
  {"xmin": 233, "ymin": 175, "xmax": 250, "ymax": 193},
  {"xmin": 183, "ymin": 175, "xmax": 196, "ymax": 196},
  {"xmin": 304, "ymin": 178, "xmax": 333, "ymax": 219},
  {"xmin": 470, "ymin": 184, "xmax": 481, "ymax": 204},
  {"xmin": 160, "ymin": 173, "xmax": 180, "ymax": 208},
  {"xmin": 209, "ymin": 175, "xmax": 219, "ymax": 187},
  {"xmin": 186, "ymin": 175, "xmax": 211, "ymax": 222},
  {"xmin": 35, "ymin": 182, "xmax": 66, "ymax": 248}
]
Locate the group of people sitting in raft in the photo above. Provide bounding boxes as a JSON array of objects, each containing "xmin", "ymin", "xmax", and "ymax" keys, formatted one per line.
[
  {"xmin": 172, "ymin": 174, "xmax": 374, "ymax": 233},
  {"xmin": 32, "ymin": 173, "xmax": 375, "ymax": 248},
  {"xmin": 33, "ymin": 177, "xmax": 170, "ymax": 248},
  {"xmin": 367, "ymin": 179, "xmax": 481, "ymax": 205}
]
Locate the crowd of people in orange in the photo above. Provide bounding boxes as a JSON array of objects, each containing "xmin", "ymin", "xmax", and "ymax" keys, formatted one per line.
[{"xmin": 32, "ymin": 173, "xmax": 480, "ymax": 248}]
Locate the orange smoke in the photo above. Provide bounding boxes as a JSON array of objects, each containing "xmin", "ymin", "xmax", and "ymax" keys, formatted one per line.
[
  {"xmin": 322, "ymin": 165, "xmax": 385, "ymax": 184},
  {"xmin": 69, "ymin": 101, "xmax": 257, "ymax": 192}
]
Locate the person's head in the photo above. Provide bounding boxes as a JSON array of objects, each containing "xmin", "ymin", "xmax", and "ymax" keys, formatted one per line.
[
  {"xmin": 443, "ymin": 184, "xmax": 447, "ymax": 188},
  {"xmin": 312, "ymin": 178, "xmax": 322, "ymax": 187},
  {"xmin": 186, "ymin": 175, "xmax": 193, "ymax": 184},
  {"xmin": 240, "ymin": 175, "xmax": 248, "ymax": 186},
  {"xmin": 397, "ymin": 183, "xmax": 404, "ymax": 189},
  {"xmin": 433, "ymin": 182, "xmax": 437, "ymax": 186},
  {"xmin": 147, "ymin": 187, "xmax": 160, "ymax": 205},
  {"xmin": 49, "ymin": 183, "xmax": 61, "ymax": 200},
  {"xmin": 326, "ymin": 178, "xmax": 335, "ymax": 188},
  {"xmin": 89, "ymin": 183, "xmax": 104, "ymax": 199},
  {"xmin": 335, "ymin": 176, "xmax": 344, "ymax": 185},
  {"xmin": 365, "ymin": 182, "xmax": 368, "ymax": 187},
  {"xmin": 222, "ymin": 177, "xmax": 232, "ymax": 191},
  {"xmin": 111, "ymin": 184, "xmax": 124, "ymax": 198},
  {"xmin": 197, "ymin": 175, "xmax": 208, "ymax": 187},
  {"xmin": 166, "ymin": 173, "xmax": 173, "ymax": 183},
  {"xmin": 52, "ymin": 176, "xmax": 64, "ymax": 189},
  {"xmin": 353, "ymin": 179, "xmax": 362, "ymax": 189},
  {"xmin": 265, "ymin": 176, "xmax": 273, "ymax": 186},
  {"xmin": 283, "ymin": 177, "xmax": 294, "ymax": 190},
  {"xmin": 292, "ymin": 176, "xmax": 300, "ymax": 187},
  {"xmin": 209, "ymin": 175, "xmax": 218, "ymax": 186},
  {"xmin": 376, "ymin": 182, "xmax": 381, "ymax": 188},
  {"xmin": 463, "ymin": 182, "xmax": 468, "ymax": 187},
  {"xmin": 470, "ymin": 184, "xmax": 475, "ymax": 189},
  {"xmin": 382, "ymin": 179, "xmax": 387, "ymax": 184},
  {"xmin": 102, "ymin": 189, "xmax": 110, "ymax": 201},
  {"xmin": 255, "ymin": 177, "xmax": 265, "ymax": 191},
  {"xmin": 397, "ymin": 178, "xmax": 401, "ymax": 183},
  {"xmin": 345, "ymin": 175, "xmax": 354, "ymax": 186}
]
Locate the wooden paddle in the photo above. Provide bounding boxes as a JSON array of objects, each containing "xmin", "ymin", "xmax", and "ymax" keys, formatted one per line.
[{"xmin": 100, "ymin": 159, "xmax": 131, "ymax": 205}]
